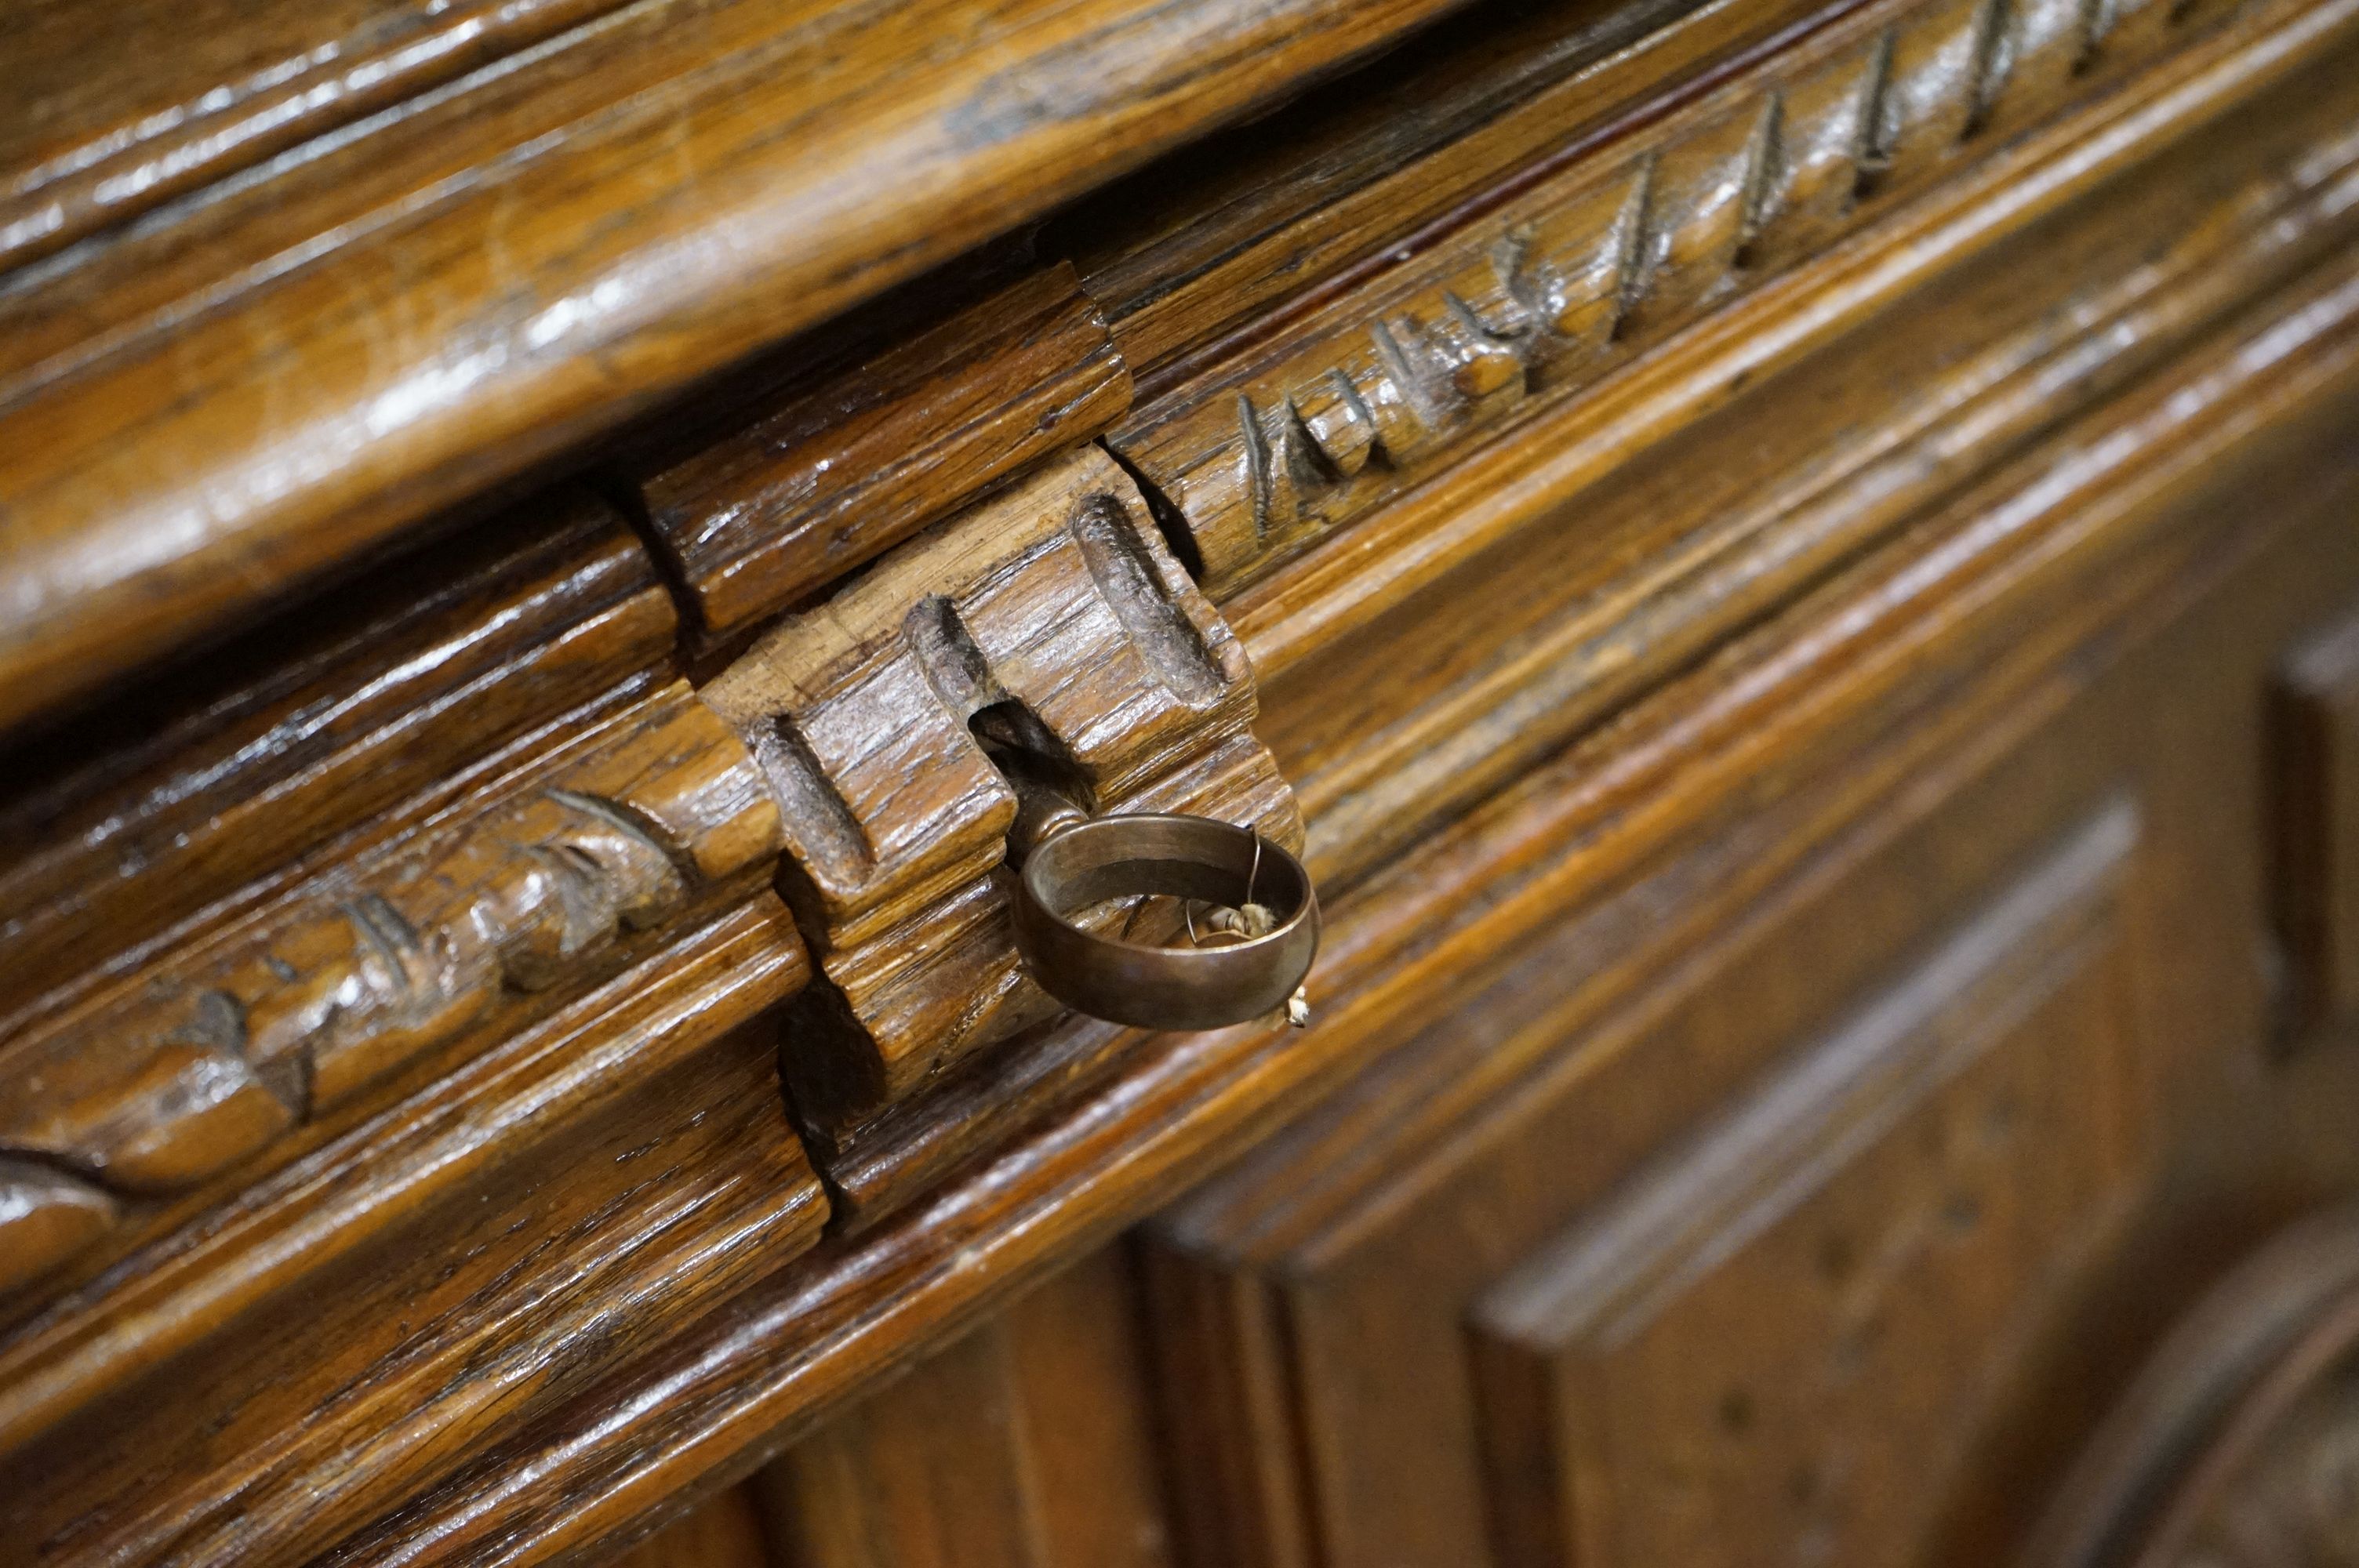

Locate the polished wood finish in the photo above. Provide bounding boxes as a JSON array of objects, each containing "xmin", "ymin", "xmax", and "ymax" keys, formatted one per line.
[
  {"xmin": 0, "ymin": 0, "xmax": 631, "ymax": 271},
  {"xmin": 0, "ymin": 0, "xmax": 1474, "ymax": 741},
  {"xmin": 638, "ymin": 263, "xmax": 1132, "ymax": 643},
  {"xmin": 9, "ymin": 0, "xmax": 2359, "ymax": 1562},
  {"xmin": 700, "ymin": 445, "xmax": 1299, "ymax": 1133},
  {"xmin": 1111, "ymin": 0, "xmax": 2245, "ymax": 593}
]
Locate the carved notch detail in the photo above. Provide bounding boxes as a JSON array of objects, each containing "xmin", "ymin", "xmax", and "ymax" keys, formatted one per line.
[
  {"xmin": 0, "ymin": 681, "xmax": 783, "ymax": 1296},
  {"xmin": 701, "ymin": 445, "xmax": 1303, "ymax": 1131}
]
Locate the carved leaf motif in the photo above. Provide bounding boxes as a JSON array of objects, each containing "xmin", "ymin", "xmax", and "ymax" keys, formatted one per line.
[
  {"xmin": 0, "ymin": 680, "xmax": 780, "ymax": 1292},
  {"xmin": 1110, "ymin": 0, "xmax": 2211, "ymax": 592}
]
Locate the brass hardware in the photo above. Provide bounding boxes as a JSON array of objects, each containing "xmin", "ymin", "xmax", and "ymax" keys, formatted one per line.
[{"xmin": 1013, "ymin": 814, "xmax": 1318, "ymax": 1031}]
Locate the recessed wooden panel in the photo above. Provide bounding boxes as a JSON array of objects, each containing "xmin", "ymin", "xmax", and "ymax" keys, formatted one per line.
[
  {"xmin": 2275, "ymin": 598, "xmax": 2359, "ymax": 1036},
  {"xmin": 1142, "ymin": 728, "xmax": 2168, "ymax": 1568},
  {"xmin": 1470, "ymin": 805, "xmax": 2142, "ymax": 1568},
  {"xmin": 758, "ymin": 1243, "xmax": 1175, "ymax": 1568}
]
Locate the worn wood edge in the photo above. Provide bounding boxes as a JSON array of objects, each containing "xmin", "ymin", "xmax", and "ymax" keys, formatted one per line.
[
  {"xmin": 1075, "ymin": 0, "xmax": 1837, "ymax": 379},
  {"xmin": 0, "ymin": 672, "xmax": 782, "ymax": 1310},
  {"xmin": 0, "ymin": 492, "xmax": 675, "ymax": 1032},
  {"xmin": 1110, "ymin": 0, "xmax": 2223, "ymax": 598},
  {"xmin": 0, "ymin": 893, "xmax": 809, "ymax": 1458},
  {"xmin": 0, "ymin": 0, "xmax": 1479, "ymax": 743},
  {"xmin": 1221, "ymin": 0, "xmax": 2359, "ymax": 673},
  {"xmin": 304, "ymin": 234, "xmax": 2359, "ymax": 1568},
  {"xmin": 634, "ymin": 263, "xmax": 1136, "ymax": 641}
]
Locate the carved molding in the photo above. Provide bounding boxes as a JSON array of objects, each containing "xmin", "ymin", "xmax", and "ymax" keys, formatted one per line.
[
  {"xmin": 702, "ymin": 444, "xmax": 1302, "ymax": 1131},
  {"xmin": 2030, "ymin": 1203, "xmax": 2359, "ymax": 1568},
  {"xmin": 1110, "ymin": 0, "xmax": 2223, "ymax": 594},
  {"xmin": 0, "ymin": 680, "xmax": 783, "ymax": 1296}
]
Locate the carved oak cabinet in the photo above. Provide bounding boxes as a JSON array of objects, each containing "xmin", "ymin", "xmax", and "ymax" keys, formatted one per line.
[{"xmin": 5, "ymin": 0, "xmax": 2359, "ymax": 1561}]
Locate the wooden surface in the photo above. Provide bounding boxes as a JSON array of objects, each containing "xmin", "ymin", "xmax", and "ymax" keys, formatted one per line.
[
  {"xmin": 756, "ymin": 1247, "xmax": 1175, "ymax": 1568},
  {"xmin": 318, "ymin": 222, "xmax": 2359, "ymax": 1568},
  {"xmin": 637, "ymin": 263, "xmax": 1132, "ymax": 643},
  {"xmin": 1107, "ymin": 0, "xmax": 2243, "ymax": 593},
  {"xmin": 2029, "ymin": 1203, "xmax": 2359, "ymax": 1567},
  {"xmin": 700, "ymin": 445, "xmax": 1299, "ymax": 1131},
  {"xmin": 0, "ymin": 0, "xmax": 632, "ymax": 271},
  {"xmin": 2276, "ymin": 603, "xmax": 2359, "ymax": 1038},
  {"xmin": 8, "ymin": 0, "xmax": 2359, "ymax": 1562},
  {"xmin": 1472, "ymin": 805, "xmax": 2143, "ymax": 1567},
  {"xmin": 0, "ymin": 0, "xmax": 1476, "ymax": 742}
]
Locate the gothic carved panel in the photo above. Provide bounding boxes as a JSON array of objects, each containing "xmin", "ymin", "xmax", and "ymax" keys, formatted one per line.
[
  {"xmin": 701, "ymin": 444, "xmax": 1302, "ymax": 1131},
  {"xmin": 1109, "ymin": 0, "xmax": 2226, "ymax": 594}
]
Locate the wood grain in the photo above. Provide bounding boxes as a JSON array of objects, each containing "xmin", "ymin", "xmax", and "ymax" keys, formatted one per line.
[
  {"xmin": 615, "ymin": 1485, "xmax": 776, "ymax": 1568},
  {"xmin": 306, "ymin": 202, "xmax": 2359, "ymax": 1568},
  {"xmin": 0, "ymin": 674, "xmax": 781, "ymax": 1298},
  {"xmin": 0, "ymin": 0, "xmax": 633, "ymax": 272},
  {"xmin": 613, "ymin": 1490, "xmax": 769, "ymax": 1568},
  {"xmin": 0, "ymin": 0, "xmax": 1479, "ymax": 742},
  {"xmin": 1256, "ymin": 32, "xmax": 2359, "ymax": 890},
  {"xmin": 756, "ymin": 1247, "xmax": 1176, "ymax": 1568},
  {"xmin": 700, "ymin": 445, "xmax": 1299, "ymax": 1130},
  {"xmin": 1066, "ymin": 0, "xmax": 1828, "ymax": 377},
  {"xmin": 805, "ymin": 0, "xmax": 2359, "ymax": 1226},
  {"xmin": 638, "ymin": 263, "xmax": 1132, "ymax": 642},
  {"xmin": 2, "ymin": 981, "xmax": 827, "ymax": 1568},
  {"xmin": 13, "ymin": 0, "xmax": 2359, "ymax": 1556},
  {"xmin": 1224, "ymin": 0, "xmax": 2359, "ymax": 675}
]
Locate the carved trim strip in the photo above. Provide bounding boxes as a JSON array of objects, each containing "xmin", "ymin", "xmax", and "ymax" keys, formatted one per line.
[
  {"xmin": 0, "ymin": 490, "xmax": 674, "ymax": 1029},
  {"xmin": 0, "ymin": 680, "xmax": 782, "ymax": 1295},
  {"xmin": 1110, "ymin": 0, "xmax": 2227, "ymax": 594}
]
